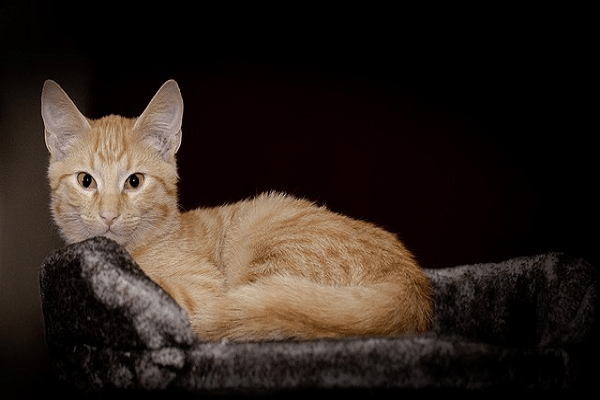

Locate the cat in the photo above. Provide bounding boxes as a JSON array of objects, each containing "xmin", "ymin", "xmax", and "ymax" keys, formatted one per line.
[{"xmin": 41, "ymin": 79, "xmax": 433, "ymax": 340}]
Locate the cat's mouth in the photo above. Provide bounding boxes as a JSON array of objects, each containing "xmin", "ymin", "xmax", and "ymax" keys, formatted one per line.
[
  {"xmin": 98, "ymin": 223, "xmax": 131, "ymax": 247},
  {"xmin": 100, "ymin": 228, "xmax": 121, "ymax": 243}
]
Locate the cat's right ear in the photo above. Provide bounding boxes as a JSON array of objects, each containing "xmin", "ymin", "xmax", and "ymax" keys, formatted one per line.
[{"xmin": 41, "ymin": 80, "xmax": 91, "ymax": 161}]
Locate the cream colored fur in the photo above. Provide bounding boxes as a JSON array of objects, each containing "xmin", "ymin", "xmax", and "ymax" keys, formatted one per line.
[{"xmin": 42, "ymin": 79, "xmax": 432, "ymax": 340}]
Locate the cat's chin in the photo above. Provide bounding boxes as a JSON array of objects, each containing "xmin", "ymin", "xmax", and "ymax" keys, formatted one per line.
[{"xmin": 99, "ymin": 231, "xmax": 126, "ymax": 247}]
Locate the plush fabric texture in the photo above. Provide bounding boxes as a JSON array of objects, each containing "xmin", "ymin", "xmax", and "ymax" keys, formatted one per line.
[{"xmin": 40, "ymin": 237, "xmax": 598, "ymax": 393}]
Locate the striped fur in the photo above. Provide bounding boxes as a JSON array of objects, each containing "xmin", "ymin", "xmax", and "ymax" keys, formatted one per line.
[{"xmin": 43, "ymin": 80, "xmax": 432, "ymax": 340}]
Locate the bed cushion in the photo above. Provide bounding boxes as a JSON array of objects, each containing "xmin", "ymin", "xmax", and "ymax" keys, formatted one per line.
[{"xmin": 40, "ymin": 237, "xmax": 597, "ymax": 393}]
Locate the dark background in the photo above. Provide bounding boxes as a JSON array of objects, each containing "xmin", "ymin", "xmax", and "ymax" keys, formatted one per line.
[{"xmin": 1, "ymin": 2, "xmax": 595, "ymax": 397}]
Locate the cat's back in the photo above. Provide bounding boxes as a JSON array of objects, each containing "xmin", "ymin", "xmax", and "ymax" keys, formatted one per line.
[
  {"xmin": 186, "ymin": 191, "xmax": 408, "ymax": 259},
  {"xmin": 181, "ymin": 192, "xmax": 318, "ymax": 246},
  {"xmin": 183, "ymin": 192, "xmax": 416, "ymax": 287}
]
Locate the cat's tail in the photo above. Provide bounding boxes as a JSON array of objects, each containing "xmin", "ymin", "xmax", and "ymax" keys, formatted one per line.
[{"xmin": 192, "ymin": 273, "xmax": 432, "ymax": 341}]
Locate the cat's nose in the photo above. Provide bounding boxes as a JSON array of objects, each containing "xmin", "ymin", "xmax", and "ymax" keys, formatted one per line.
[{"xmin": 99, "ymin": 210, "xmax": 120, "ymax": 226}]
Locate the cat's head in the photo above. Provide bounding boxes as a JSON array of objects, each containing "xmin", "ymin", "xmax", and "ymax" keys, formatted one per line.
[{"xmin": 42, "ymin": 79, "xmax": 183, "ymax": 251}]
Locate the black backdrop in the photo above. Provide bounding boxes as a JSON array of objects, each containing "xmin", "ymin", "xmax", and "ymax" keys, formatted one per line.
[
  {"xmin": 2, "ymin": 3, "xmax": 595, "ymax": 270},
  {"xmin": 78, "ymin": 13, "xmax": 594, "ymax": 269}
]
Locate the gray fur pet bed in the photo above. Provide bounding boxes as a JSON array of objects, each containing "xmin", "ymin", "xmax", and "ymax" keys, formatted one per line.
[{"xmin": 40, "ymin": 237, "xmax": 598, "ymax": 393}]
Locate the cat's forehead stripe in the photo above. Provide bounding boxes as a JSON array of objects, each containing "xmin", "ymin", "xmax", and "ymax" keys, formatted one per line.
[{"xmin": 89, "ymin": 115, "xmax": 135, "ymax": 163}]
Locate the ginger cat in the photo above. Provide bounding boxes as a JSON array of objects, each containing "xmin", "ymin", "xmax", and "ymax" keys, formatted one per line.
[{"xmin": 42, "ymin": 79, "xmax": 432, "ymax": 340}]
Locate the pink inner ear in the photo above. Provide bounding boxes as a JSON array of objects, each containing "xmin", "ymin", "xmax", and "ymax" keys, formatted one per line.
[
  {"xmin": 42, "ymin": 80, "xmax": 91, "ymax": 161},
  {"xmin": 133, "ymin": 80, "xmax": 183, "ymax": 162}
]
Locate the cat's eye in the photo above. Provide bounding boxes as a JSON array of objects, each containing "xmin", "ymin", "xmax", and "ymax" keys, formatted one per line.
[
  {"xmin": 124, "ymin": 173, "xmax": 145, "ymax": 190},
  {"xmin": 77, "ymin": 172, "xmax": 97, "ymax": 189}
]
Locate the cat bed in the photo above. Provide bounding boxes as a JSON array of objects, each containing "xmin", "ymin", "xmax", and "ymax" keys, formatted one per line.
[{"xmin": 40, "ymin": 237, "xmax": 597, "ymax": 393}]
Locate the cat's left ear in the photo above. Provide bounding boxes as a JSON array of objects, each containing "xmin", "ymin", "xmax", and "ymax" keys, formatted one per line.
[{"xmin": 134, "ymin": 79, "xmax": 183, "ymax": 163}]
